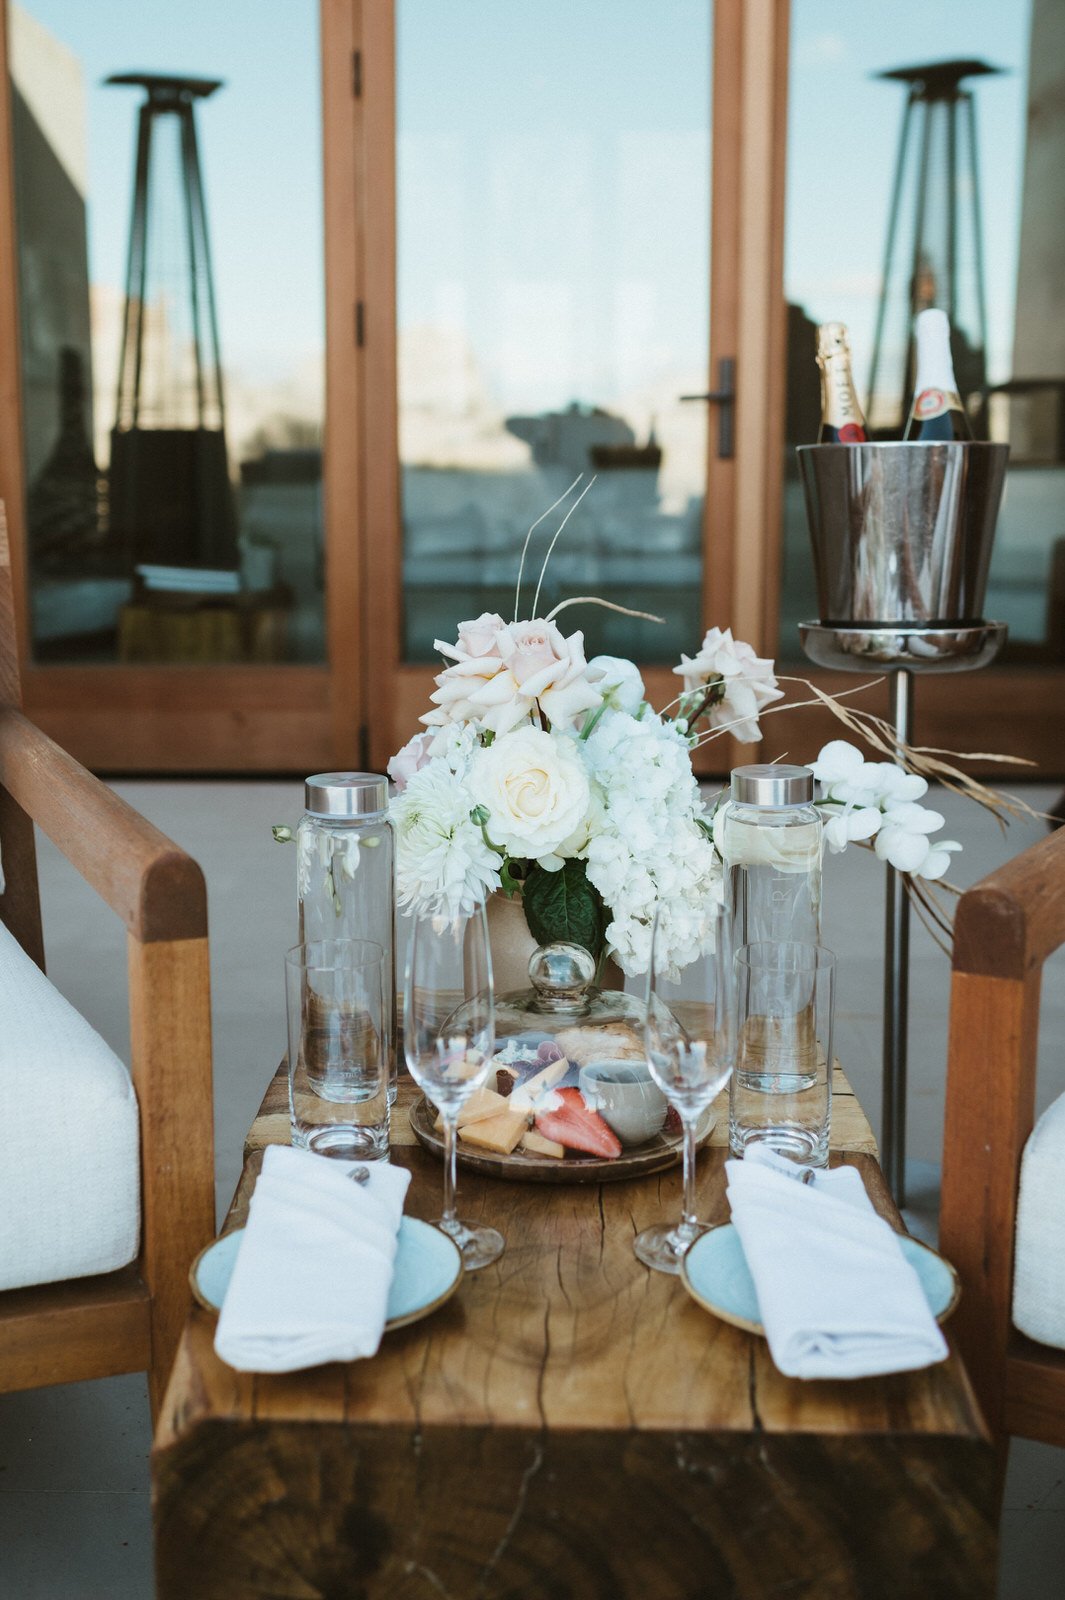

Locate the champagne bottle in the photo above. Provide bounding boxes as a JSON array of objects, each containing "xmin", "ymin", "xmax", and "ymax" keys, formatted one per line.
[
  {"xmin": 904, "ymin": 309, "xmax": 973, "ymax": 441},
  {"xmin": 815, "ymin": 322, "xmax": 867, "ymax": 443}
]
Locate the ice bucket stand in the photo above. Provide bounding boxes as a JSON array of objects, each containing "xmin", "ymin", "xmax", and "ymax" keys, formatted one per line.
[{"xmin": 796, "ymin": 443, "xmax": 1010, "ymax": 1205}]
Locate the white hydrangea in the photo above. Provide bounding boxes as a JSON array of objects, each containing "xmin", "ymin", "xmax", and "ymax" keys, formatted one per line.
[
  {"xmin": 580, "ymin": 710, "xmax": 723, "ymax": 977},
  {"xmin": 390, "ymin": 760, "xmax": 500, "ymax": 922}
]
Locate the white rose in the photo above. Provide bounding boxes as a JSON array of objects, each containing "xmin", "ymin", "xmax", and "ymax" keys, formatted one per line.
[
  {"xmin": 470, "ymin": 728, "xmax": 590, "ymax": 862},
  {"xmin": 673, "ymin": 626, "xmax": 783, "ymax": 743},
  {"xmin": 586, "ymin": 654, "xmax": 645, "ymax": 716}
]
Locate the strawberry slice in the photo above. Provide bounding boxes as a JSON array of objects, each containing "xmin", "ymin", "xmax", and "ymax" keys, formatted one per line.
[{"xmin": 535, "ymin": 1086, "xmax": 622, "ymax": 1159}]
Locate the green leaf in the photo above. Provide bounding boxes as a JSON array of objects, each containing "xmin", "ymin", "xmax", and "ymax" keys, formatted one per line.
[{"xmin": 522, "ymin": 859, "xmax": 605, "ymax": 960}]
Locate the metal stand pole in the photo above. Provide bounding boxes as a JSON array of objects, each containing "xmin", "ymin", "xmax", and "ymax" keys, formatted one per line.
[{"xmin": 881, "ymin": 668, "xmax": 914, "ymax": 1205}]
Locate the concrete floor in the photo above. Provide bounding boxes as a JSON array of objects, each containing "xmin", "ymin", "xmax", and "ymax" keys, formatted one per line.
[{"xmin": 1, "ymin": 778, "xmax": 1063, "ymax": 1597}]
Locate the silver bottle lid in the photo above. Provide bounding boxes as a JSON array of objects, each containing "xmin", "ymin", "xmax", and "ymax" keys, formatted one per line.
[
  {"xmin": 304, "ymin": 772, "xmax": 388, "ymax": 819},
  {"xmin": 730, "ymin": 764, "xmax": 814, "ymax": 807}
]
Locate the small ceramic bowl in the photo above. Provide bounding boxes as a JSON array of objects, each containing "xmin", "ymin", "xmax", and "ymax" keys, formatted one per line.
[{"xmin": 578, "ymin": 1059, "xmax": 668, "ymax": 1147}]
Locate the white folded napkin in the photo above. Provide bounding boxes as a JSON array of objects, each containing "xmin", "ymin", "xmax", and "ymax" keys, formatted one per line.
[
  {"xmin": 215, "ymin": 1145, "xmax": 411, "ymax": 1373},
  {"xmin": 725, "ymin": 1144, "xmax": 948, "ymax": 1380}
]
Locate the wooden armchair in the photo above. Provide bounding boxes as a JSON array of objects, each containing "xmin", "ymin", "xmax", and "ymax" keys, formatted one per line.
[
  {"xmin": 0, "ymin": 506, "xmax": 215, "ymax": 1417},
  {"xmin": 940, "ymin": 821, "xmax": 1065, "ymax": 1452}
]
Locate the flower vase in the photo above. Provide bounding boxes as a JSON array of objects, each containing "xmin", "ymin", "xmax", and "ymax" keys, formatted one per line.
[{"xmin": 485, "ymin": 891, "xmax": 623, "ymax": 995}]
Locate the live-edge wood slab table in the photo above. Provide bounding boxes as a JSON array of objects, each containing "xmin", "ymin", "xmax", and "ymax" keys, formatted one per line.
[{"xmin": 153, "ymin": 1069, "xmax": 995, "ymax": 1599}]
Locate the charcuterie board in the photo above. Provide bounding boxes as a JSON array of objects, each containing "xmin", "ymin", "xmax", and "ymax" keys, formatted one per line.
[{"xmin": 408, "ymin": 1092, "xmax": 715, "ymax": 1184}]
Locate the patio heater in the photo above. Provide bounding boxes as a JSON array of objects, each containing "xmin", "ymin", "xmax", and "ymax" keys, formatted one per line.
[
  {"xmin": 106, "ymin": 73, "xmax": 237, "ymax": 571},
  {"xmin": 865, "ymin": 58, "xmax": 1002, "ymax": 437}
]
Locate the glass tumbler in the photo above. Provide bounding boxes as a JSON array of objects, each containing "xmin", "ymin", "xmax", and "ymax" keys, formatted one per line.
[
  {"xmin": 729, "ymin": 942, "xmax": 835, "ymax": 1167},
  {"xmin": 285, "ymin": 939, "xmax": 390, "ymax": 1159}
]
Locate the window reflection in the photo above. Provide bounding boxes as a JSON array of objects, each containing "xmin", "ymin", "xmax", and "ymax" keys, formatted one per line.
[
  {"xmin": 780, "ymin": 0, "xmax": 1065, "ymax": 662},
  {"xmin": 397, "ymin": 0, "xmax": 711, "ymax": 663},
  {"xmin": 10, "ymin": 0, "xmax": 326, "ymax": 664}
]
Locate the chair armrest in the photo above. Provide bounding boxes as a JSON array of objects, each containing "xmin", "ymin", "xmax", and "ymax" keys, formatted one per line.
[
  {"xmin": 0, "ymin": 708, "xmax": 205, "ymax": 943},
  {"xmin": 0, "ymin": 703, "xmax": 213, "ymax": 1413},
  {"xmin": 953, "ymin": 825, "xmax": 1065, "ymax": 979}
]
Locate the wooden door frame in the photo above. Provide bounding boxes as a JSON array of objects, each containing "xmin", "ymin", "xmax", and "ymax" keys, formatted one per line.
[
  {"xmin": 0, "ymin": 0, "xmax": 362, "ymax": 772},
  {"xmin": 358, "ymin": 0, "xmax": 788, "ymax": 774}
]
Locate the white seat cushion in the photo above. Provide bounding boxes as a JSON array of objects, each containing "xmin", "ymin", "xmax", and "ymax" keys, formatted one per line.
[
  {"xmin": 0, "ymin": 919, "xmax": 139, "ymax": 1292},
  {"xmin": 1013, "ymin": 1089, "xmax": 1065, "ymax": 1349}
]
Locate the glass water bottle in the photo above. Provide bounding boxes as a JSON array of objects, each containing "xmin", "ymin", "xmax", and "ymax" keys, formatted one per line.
[
  {"xmin": 297, "ymin": 774, "xmax": 397, "ymax": 1104},
  {"xmin": 721, "ymin": 764, "xmax": 822, "ymax": 952},
  {"xmin": 721, "ymin": 766, "xmax": 823, "ymax": 1094}
]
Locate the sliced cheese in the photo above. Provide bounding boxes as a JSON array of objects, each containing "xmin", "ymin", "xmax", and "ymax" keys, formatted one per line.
[
  {"xmin": 511, "ymin": 1056, "xmax": 569, "ymax": 1112},
  {"xmin": 458, "ymin": 1108, "xmax": 529, "ymax": 1155},
  {"xmin": 520, "ymin": 1130, "xmax": 565, "ymax": 1160},
  {"xmin": 451, "ymin": 1051, "xmax": 488, "ymax": 1081},
  {"xmin": 434, "ymin": 1087, "xmax": 509, "ymax": 1132},
  {"xmin": 522, "ymin": 1057, "xmax": 569, "ymax": 1096}
]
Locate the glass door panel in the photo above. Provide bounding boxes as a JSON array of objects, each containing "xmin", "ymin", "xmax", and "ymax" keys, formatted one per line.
[
  {"xmin": 396, "ymin": 0, "xmax": 712, "ymax": 664},
  {"xmin": 8, "ymin": 0, "xmax": 326, "ymax": 667},
  {"xmin": 777, "ymin": 0, "xmax": 1061, "ymax": 675}
]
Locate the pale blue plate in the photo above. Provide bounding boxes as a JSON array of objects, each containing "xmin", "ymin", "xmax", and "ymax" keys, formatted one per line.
[
  {"xmin": 191, "ymin": 1216, "xmax": 464, "ymax": 1331},
  {"xmin": 680, "ymin": 1223, "xmax": 959, "ymax": 1335}
]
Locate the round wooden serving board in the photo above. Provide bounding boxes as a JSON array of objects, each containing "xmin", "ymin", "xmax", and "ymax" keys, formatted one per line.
[{"xmin": 408, "ymin": 1095, "xmax": 716, "ymax": 1185}]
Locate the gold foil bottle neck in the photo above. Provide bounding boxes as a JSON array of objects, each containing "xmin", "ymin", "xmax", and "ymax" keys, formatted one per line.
[{"xmin": 816, "ymin": 321, "xmax": 850, "ymax": 363}]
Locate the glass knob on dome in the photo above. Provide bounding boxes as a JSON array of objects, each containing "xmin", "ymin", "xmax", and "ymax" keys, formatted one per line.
[{"xmin": 527, "ymin": 943, "xmax": 597, "ymax": 1004}]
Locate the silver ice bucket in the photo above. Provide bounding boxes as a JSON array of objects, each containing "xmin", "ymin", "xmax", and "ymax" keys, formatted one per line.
[{"xmin": 796, "ymin": 442, "xmax": 1009, "ymax": 626}]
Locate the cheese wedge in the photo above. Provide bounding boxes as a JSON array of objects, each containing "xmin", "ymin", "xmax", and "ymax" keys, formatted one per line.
[
  {"xmin": 520, "ymin": 1130, "xmax": 565, "ymax": 1160},
  {"xmin": 522, "ymin": 1057, "xmax": 569, "ymax": 1096},
  {"xmin": 510, "ymin": 1056, "xmax": 570, "ymax": 1113},
  {"xmin": 434, "ymin": 1087, "xmax": 509, "ymax": 1132},
  {"xmin": 458, "ymin": 1108, "xmax": 529, "ymax": 1155}
]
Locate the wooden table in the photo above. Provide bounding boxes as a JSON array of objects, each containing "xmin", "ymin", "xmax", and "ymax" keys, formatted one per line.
[{"xmin": 153, "ymin": 1070, "xmax": 996, "ymax": 1599}]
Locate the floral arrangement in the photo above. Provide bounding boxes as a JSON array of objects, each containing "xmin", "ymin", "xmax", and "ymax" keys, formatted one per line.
[
  {"xmin": 387, "ymin": 600, "xmax": 973, "ymax": 977},
  {"xmin": 369, "ymin": 481, "xmax": 1030, "ymax": 975},
  {"xmin": 389, "ymin": 611, "xmax": 743, "ymax": 977}
]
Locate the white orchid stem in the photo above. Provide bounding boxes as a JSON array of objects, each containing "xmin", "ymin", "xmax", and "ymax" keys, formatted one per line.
[
  {"xmin": 513, "ymin": 474, "xmax": 585, "ymax": 622},
  {"xmin": 530, "ymin": 475, "xmax": 598, "ymax": 620},
  {"xmin": 546, "ymin": 595, "xmax": 665, "ymax": 625}
]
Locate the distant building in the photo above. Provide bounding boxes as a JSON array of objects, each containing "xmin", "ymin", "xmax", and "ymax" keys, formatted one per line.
[{"xmin": 9, "ymin": 4, "xmax": 94, "ymax": 496}]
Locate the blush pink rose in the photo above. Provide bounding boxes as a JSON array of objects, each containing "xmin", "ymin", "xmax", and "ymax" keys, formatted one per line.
[
  {"xmin": 438, "ymin": 612, "xmax": 506, "ymax": 663},
  {"xmin": 496, "ymin": 620, "xmax": 602, "ymax": 730},
  {"xmin": 387, "ymin": 730, "xmax": 434, "ymax": 792},
  {"xmin": 497, "ymin": 622, "xmax": 560, "ymax": 686}
]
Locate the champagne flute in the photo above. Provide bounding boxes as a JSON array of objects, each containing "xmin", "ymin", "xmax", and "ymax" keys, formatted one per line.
[
  {"xmin": 635, "ymin": 903, "xmax": 735, "ymax": 1274},
  {"xmin": 403, "ymin": 900, "xmax": 504, "ymax": 1271}
]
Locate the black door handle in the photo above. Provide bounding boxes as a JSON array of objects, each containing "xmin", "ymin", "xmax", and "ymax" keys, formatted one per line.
[{"xmin": 680, "ymin": 357, "xmax": 735, "ymax": 459}]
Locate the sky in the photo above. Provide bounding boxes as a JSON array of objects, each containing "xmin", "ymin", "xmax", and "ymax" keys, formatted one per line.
[
  {"xmin": 13, "ymin": 0, "xmax": 1035, "ymax": 420},
  {"xmin": 397, "ymin": 0, "xmax": 712, "ymax": 416},
  {"xmin": 396, "ymin": 0, "xmax": 1032, "ymax": 418}
]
